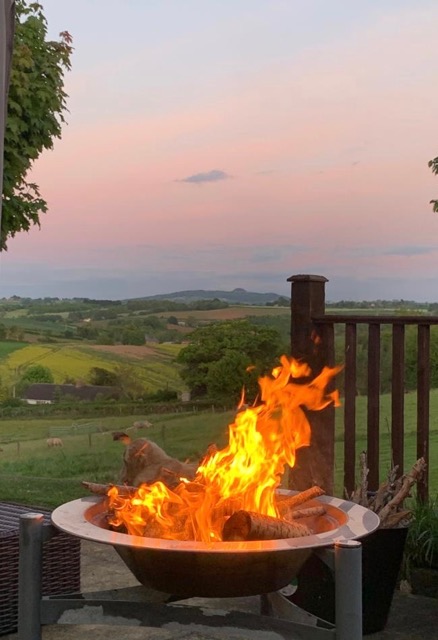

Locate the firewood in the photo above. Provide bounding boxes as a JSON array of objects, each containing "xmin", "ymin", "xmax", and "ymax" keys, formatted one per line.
[
  {"xmin": 212, "ymin": 497, "xmax": 243, "ymax": 521},
  {"xmin": 350, "ymin": 451, "xmax": 369, "ymax": 505},
  {"xmin": 378, "ymin": 458, "xmax": 426, "ymax": 525},
  {"xmin": 118, "ymin": 438, "xmax": 197, "ymax": 487},
  {"xmin": 222, "ymin": 510, "xmax": 311, "ymax": 541},
  {"xmin": 276, "ymin": 486, "xmax": 324, "ymax": 516},
  {"xmin": 82, "ymin": 481, "xmax": 137, "ymax": 496},
  {"xmin": 371, "ymin": 465, "xmax": 399, "ymax": 512},
  {"xmin": 380, "ymin": 509, "xmax": 412, "ymax": 529},
  {"xmin": 287, "ymin": 506, "xmax": 326, "ymax": 520}
]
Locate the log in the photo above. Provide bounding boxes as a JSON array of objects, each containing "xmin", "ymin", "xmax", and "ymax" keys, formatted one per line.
[
  {"xmin": 119, "ymin": 438, "xmax": 197, "ymax": 487},
  {"xmin": 287, "ymin": 506, "xmax": 326, "ymax": 520},
  {"xmin": 380, "ymin": 509, "xmax": 412, "ymax": 529},
  {"xmin": 82, "ymin": 481, "xmax": 137, "ymax": 496},
  {"xmin": 276, "ymin": 486, "xmax": 324, "ymax": 516},
  {"xmin": 222, "ymin": 510, "xmax": 311, "ymax": 541}
]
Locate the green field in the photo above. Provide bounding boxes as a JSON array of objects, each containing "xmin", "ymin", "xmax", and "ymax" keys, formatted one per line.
[
  {"xmin": 0, "ymin": 389, "xmax": 436, "ymax": 509},
  {"xmin": 0, "ymin": 341, "xmax": 184, "ymax": 393},
  {"xmin": 0, "ymin": 410, "xmax": 232, "ymax": 506},
  {"xmin": 151, "ymin": 305, "xmax": 290, "ymax": 322},
  {"xmin": 0, "ymin": 341, "xmax": 28, "ymax": 358}
]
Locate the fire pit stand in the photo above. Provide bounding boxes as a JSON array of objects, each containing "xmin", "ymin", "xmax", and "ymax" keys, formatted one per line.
[{"xmin": 18, "ymin": 512, "xmax": 364, "ymax": 640}]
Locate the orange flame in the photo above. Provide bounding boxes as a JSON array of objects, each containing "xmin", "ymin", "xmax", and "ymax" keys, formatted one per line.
[{"xmin": 107, "ymin": 355, "xmax": 341, "ymax": 542}]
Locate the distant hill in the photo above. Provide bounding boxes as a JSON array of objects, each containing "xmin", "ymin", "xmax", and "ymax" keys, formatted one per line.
[{"xmin": 140, "ymin": 288, "xmax": 285, "ymax": 305}]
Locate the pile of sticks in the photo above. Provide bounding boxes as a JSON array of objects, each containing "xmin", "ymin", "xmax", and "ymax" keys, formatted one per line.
[{"xmin": 348, "ymin": 452, "xmax": 427, "ymax": 528}]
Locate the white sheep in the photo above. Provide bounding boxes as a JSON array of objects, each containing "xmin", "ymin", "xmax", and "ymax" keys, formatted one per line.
[{"xmin": 47, "ymin": 437, "xmax": 63, "ymax": 447}]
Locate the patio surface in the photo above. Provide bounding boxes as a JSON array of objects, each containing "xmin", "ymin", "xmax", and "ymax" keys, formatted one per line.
[{"xmin": 5, "ymin": 539, "xmax": 438, "ymax": 639}]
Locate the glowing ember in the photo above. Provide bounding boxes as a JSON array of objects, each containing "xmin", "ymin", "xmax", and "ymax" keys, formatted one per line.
[{"xmin": 108, "ymin": 355, "xmax": 341, "ymax": 542}]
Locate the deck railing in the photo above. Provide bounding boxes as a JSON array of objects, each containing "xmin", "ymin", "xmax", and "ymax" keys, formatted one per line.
[{"xmin": 288, "ymin": 274, "xmax": 434, "ymax": 501}]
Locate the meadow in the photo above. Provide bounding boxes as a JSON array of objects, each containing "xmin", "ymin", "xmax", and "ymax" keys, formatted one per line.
[
  {"xmin": 0, "ymin": 341, "xmax": 184, "ymax": 392},
  {"xmin": 151, "ymin": 305, "xmax": 291, "ymax": 322},
  {"xmin": 0, "ymin": 389, "xmax": 436, "ymax": 509}
]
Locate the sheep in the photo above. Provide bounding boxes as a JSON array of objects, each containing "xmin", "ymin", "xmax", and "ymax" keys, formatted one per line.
[
  {"xmin": 133, "ymin": 420, "xmax": 153, "ymax": 430},
  {"xmin": 47, "ymin": 437, "xmax": 63, "ymax": 447}
]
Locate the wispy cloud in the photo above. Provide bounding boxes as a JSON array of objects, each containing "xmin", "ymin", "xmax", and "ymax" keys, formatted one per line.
[{"xmin": 177, "ymin": 169, "xmax": 231, "ymax": 184}]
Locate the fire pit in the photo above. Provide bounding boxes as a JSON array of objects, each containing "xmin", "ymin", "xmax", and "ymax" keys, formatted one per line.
[
  {"xmin": 19, "ymin": 357, "xmax": 378, "ymax": 639},
  {"xmin": 51, "ymin": 491, "xmax": 379, "ymax": 598}
]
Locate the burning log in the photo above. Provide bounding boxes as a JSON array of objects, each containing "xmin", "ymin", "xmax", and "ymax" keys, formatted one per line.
[
  {"xmin": 222, "ymin": 510, "xmax": 311, "ymax": 541},
  {"xmin": 85, "ymin": 355, "xmax": 341, "ymax": 543},
  {"xmin": 82, "ymin": 481, "xmax": 137, "ymax": 497},
  {"xmin": 113, "ymin": 435, "xmax": 197, "ymax": 488}
]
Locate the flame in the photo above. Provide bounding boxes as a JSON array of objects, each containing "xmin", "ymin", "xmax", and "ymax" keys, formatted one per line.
[{"xmin": 108, "ymin": 355, "xmax": 341, "ymax": 542}]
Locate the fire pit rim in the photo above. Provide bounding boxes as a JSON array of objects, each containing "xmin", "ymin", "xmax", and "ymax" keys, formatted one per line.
[{"xmin": 51, "ymin": 492, "xmax": 380, "ymax": 553}]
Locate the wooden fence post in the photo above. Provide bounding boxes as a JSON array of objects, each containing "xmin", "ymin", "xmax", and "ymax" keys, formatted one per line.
[{"xmin": 287, "ymin": 274, "xmax": 335, "ymax": 494}]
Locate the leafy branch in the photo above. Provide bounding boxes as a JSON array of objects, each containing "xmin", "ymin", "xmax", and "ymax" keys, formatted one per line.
[
  {"xmin": 428, "ymin": 156, "xmax": 438, "ymax": 213},
  {"xmin": 2, "ymin": 0, "xmax": 73, "ymax": 250}
]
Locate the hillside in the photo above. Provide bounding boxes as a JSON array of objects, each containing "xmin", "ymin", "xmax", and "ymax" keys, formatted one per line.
[
  {"xmin": 138, "ymin": 288, "xmax": 285, "ymax": 305},
  {"xmin": 0, "ymin": 342, "xmax": 184, "ymax": 395}
]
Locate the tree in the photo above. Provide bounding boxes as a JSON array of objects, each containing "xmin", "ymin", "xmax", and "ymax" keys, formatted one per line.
[
  {"xmin": 88, "ymin": 366, "xmax": 118, "ymax": 387},
  {"xmin": 2, "ymin": 1, "xmax": 72, "ymax": 250},
  {"xmin": 176, "ymin": 320, "xmax": 283, "ymax": 400},
  {"xmin": 428, "ymin": 156, "xmax": 438, "ymax": 212},
  {"xmin": 112, "ymin": 364, "xmax": 145, "ymax": 400},
  {"xmin": 121, "ymin": 328, "xmax": 145, "ymax": 345},
  {"xmin": 18, "ymin": 363, "xmax": 53, "ymax": 393}
]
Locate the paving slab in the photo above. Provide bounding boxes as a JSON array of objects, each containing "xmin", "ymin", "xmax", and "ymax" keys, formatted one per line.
[{"xmin": 5, "ymin": 540, "xmax": 438, "ymax": 639}]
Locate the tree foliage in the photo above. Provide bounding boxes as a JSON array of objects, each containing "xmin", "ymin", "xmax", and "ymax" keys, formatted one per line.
[
  {"xmin": 429, "ymin": 156, "xmax": 438, "ymax": 213},
  {"xmin": 2, "ymin": 1, "xmax": 73, "ymax": 250},
  {"xmin": 176, "ymin": 320, "xmax": 283, "ymax": 400},
  {"xmin": 88, "ymin": 367, "xmax": 118, "ymax": 387},
  {"xmin": 18, "ymin": 363, "xmax": 53, "ymax": 392},
  {"xmin": 112, "ymin": 364, "xmax": 145, "ymax": 400}
]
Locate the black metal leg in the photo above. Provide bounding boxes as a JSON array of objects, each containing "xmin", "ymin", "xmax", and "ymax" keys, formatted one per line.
[{"xmin": 18, "ymin": 513, "xmax": 44, "ymax": 640}]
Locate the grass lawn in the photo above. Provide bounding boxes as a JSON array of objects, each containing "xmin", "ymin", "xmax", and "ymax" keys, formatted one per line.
[
  {"xmin": 0, "ymin": 389, "xmax": 436, "ymax": 509},
  {"xmin": 0, "ymin": 410, "xmax": 232, "ymax": 507}
]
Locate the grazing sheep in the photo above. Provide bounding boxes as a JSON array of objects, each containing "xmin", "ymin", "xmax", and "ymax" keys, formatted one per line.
[
  {"xmin": 133, "ymin": 420, "xmax": 152, "ymax": 430},
  {"xmin": 47, "ymin": 437, "xmax": 63, "ymax": 447}
]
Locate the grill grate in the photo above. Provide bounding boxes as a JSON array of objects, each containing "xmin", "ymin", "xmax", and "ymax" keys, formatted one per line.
[{"xmin": 0, "ymin": 502, "xmax": 80, "ymax": 636}]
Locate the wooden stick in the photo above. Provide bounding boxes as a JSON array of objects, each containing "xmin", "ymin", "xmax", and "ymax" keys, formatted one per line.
[
  {"xmin": 222, "ymin": 510, "xmax": 311, "ymax": 541},
  {"xmin": 82, "ymin": 481, "xmax": 137, "ymax": 496},
  {"xmin": 371, "ymin": 464, "xmax": 399, "ymax": 512},
  {"xmin": 378, "ymin": 458, "xmax": 426, "ymax": 524}
]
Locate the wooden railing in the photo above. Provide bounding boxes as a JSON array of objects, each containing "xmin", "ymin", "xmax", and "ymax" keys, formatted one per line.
[{"xmin": 288, "ymin": 274, "xmax": 434, "ymax": 500}]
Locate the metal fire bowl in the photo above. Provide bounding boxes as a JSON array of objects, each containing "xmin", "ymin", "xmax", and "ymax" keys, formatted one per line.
[{"xmin": 52, "ymin": 493, "xmax": 379, "ymax": 598}]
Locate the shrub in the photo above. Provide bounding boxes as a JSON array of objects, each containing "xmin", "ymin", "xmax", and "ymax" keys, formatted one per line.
[{"xmin": 405, "ymin": 496, "xmax": 438, "ymax": 571}]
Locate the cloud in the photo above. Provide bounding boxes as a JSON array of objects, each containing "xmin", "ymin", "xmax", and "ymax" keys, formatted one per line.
[{"xmin": 178, "ymin": 169, "xmax": 231, "ymax": 184}]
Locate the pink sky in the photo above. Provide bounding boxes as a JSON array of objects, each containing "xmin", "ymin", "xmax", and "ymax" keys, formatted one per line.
[{"xmin": 1, "ymin": 0, "xmax": 438, "ymax": 300}]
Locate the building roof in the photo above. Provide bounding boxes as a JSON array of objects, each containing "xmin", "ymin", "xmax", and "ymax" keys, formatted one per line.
[{"xmin": 22, "ymin": 383, "xmax": 118, "ymax": 402}]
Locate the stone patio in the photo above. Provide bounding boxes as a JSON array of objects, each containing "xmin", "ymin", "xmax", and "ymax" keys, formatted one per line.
[{"xmin": 5, "ymin": 540, "xmax": 438, "ymax": 639}]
